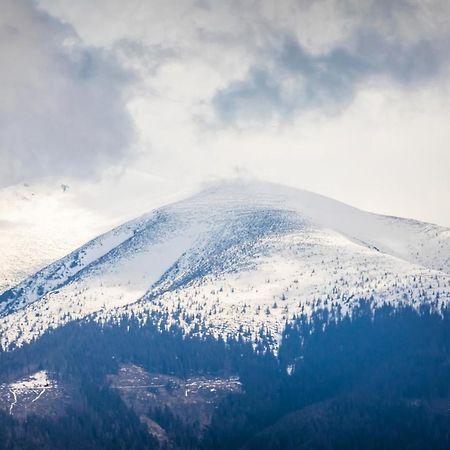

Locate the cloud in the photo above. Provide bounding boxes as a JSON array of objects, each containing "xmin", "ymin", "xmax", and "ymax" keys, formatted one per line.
[
  {"xmin": 213, "ymin": 29, "xmax": 444, "ymax": 124},
  {"xmin": 2, "ymin": 0, "xmax": 450, "ymax": 228},
  {"xmin": 0, "ymin": 0, "xmax": 135, "ymax": 186}
]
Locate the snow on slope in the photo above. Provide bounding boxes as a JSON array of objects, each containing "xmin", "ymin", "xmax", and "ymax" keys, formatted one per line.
[
  {"xmin": 0, "ymin": 173, "xmax": 187, "ymax": 293},
  {"xmin": 0, "ymin": 370, "xmax": 61, "ymax": 417},
  {"xmin": 0, "ymin": 181, "xmax": 109, "ymax": 293},
  {"xmin": 1, "ymin": 180, "xmax": 449, "ymax": 350}
]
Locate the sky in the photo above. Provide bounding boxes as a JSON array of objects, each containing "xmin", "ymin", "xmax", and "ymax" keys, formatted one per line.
[{"xmin": 1, "ymin": 0, "xmax": 450, "ymax": 226}]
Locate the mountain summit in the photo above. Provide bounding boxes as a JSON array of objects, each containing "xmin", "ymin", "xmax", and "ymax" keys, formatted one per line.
[{"xmin": 1, "ymin": 180, "xmax": 450, "ymax": 350}]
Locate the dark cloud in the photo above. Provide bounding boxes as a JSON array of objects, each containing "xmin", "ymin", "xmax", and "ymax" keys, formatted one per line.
[
  {"xmin": 0, "ymin": 0, "xmax": 135, "ymax": 186},
  {"xmin": 213, "ymin": 28, "xmax": 444, "ymax": 124}
]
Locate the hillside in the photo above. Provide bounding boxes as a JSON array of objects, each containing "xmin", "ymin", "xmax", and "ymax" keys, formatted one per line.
[{"xmin": 1, "ymin": 180, "xmax": 449, "ymax": 351}]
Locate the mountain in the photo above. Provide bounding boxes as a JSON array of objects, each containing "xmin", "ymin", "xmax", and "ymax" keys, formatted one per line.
[
  {"xmin": 0, "ymin": 172, "xmax": 184, "ymax": 294},
  {"xmin": 1, "ymin": 180, "xmax": 449, "ymax": 351},
  {"xmin": 0, "ymin": 179, "xmax": 125, "ymax": 294},
  {"xmin": 2, "ymin": 180, "xmax": 450, "ymax": 449}
]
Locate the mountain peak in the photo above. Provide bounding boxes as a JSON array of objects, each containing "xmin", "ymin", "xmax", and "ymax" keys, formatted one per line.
[{"xmin": 1, "ymin": 181, "xmax": 449, "ymax": 351}]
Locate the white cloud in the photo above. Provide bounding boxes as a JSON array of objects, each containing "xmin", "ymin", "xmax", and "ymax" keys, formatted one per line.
[{"xmin": 2, "ymin": 0, "xmax": 450, "ymax": 227}]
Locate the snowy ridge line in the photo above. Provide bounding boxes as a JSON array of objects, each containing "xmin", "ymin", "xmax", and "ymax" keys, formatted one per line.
[
  {"xmin": 0, "ymin": 208, "xmax": 170, "ymax": 315},
  {"xmin": 145, "ymin": 209, "xmax": 307, "ymax": 298},
  {"xmin": 1, "ymin": 180, "xmax": 450, "ymax": 351}
]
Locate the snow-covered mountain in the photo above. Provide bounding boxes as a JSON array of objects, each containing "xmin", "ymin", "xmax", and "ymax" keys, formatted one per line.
[
  {"xmin": 0, "ymin": 173, "xmax": 185, "ymax": 293},
  {"xmin": 0, "ymin": 181, "xmax": 103, "ymax": 293},
  {"xmin": 1, "ymin": 180, "xmax": 449, "ymax": 350}
]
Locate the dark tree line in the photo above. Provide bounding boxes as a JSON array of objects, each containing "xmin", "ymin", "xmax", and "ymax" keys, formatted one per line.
[{"xmin": 1, "ymin": 298, "xmax": 450, "ymax": 449}]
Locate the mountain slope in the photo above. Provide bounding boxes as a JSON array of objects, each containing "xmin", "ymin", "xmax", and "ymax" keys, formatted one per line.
[
  {"xmin": 0, "ymin": 173, "xmax": 185, "ymax": 293},
  {"xmin": 0, "ymin": 181, "xmax": 107, "ymax": 293},
  {"xmin": 1, "ymin": 180, "xmax": 449, "ymax": 350}
]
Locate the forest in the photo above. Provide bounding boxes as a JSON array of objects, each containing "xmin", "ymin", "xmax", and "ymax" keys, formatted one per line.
[{"xmin": 1, "ymin": 299, "xmax": 450, "ymax": 449}]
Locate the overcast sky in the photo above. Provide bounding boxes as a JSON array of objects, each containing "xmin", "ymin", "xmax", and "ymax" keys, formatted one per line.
[{"xmin": 2, "ymin": 0, "xmax": 450, "ymax": 226}]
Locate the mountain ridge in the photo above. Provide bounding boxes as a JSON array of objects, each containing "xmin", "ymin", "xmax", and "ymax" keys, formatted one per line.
[{"xmin": 1, "ymin": 180, "xmax": 449, "ymax": 350}]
